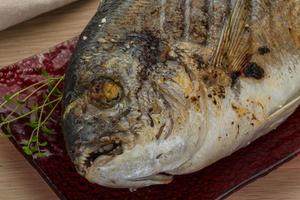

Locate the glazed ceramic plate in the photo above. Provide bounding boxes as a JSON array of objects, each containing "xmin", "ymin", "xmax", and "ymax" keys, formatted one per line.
[{"xmin": 0, "ymin": 38, "xmax": 299, "ymax": 200}]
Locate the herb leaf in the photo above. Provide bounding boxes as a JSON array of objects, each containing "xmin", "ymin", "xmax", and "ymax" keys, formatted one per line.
[
  {"xmin": 35, "ymin": 152, "xmax": 46, "ymax": 158},
  {"xmin": 20, "ymin": 140, "xmax": 30, "ymax": 145},
  {"xmin": 16, "ymin": 99, "xmax": 26, "ymax": 105},
  {"xmin": 0, "ymin": 75, "xmax": 64, "ymax": 159},
  {"xmin": 31, "ymin": 135, "xmax": 38, "ymax": 142},
  {"xmin": 27, "ymin": 120, "xmax": 39, "ymax": 129},
  {"xmin": 41, "ymin": 125, "xmax": 53, "ymax": 135},
  {"xmin": 39, "ymin": 141, "xmax": 48, "ymax": 147},
  {"xmin": 41, "ymin": 69, "xmax": 49, "ymax": 78},
  {"xmin": 22, "ymin": 146, "xmax": 33, "ymax": 156},
  {"xmin": 4, "ymin": 95, "xmax": 12, "ymax": 102}
]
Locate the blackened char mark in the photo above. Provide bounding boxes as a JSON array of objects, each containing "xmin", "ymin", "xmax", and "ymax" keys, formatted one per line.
[
  {"xmin": 163, "ymin": 0, "xmax": 185, "ymax": 39},
  {"xmin": 189, "ymin": 0, "xmax": 210, "ymax": 44},
  {"xmin": 244, "ymin": 62, "xmax": 265, "ymax": 80},
  {"xmin": 230, "ymin": 71, "xmax": 241, "ymax": 87},
  {"xmin": 258, "ymin": 46, "xmax": 271, "ymax": 55},
  {"xmin": 126, "ymin": 33, "xmax": 161, "ymax": 81},
  {"xmin": 124, "ymin": 32, "xmax": 162, "ymax": 104},
  {"xmin": 195, "ymin": 54, "xmax": 206, "ymax": 69}
]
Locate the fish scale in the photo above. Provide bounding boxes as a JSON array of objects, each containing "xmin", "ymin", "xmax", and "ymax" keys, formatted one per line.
[
  {"xmin": 162, "ymin": 0, "xmax": 185, "ymax": 39},
  {"xmin": 100, "ymin": 0, "xmax": 236, "ymax": 43},
  {"xmin": 207, "ymin": 0, "xmax": 232, "ymax": 45},
  {"xmin": 188, "ymin": 0, "xmax": 209, "ymax": 44},
  {"xmin": 161, "ymin": 0, "xmax": 234, "ymax": 44}
]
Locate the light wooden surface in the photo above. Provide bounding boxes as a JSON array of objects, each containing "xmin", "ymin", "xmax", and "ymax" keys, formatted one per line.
[{"xmin": 0, "ymin": 0, "xmax": 299, "ymax": 199}]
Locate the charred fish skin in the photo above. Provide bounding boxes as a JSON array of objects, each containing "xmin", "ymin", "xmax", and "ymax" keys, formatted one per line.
[
  {"xmin": 62, "ymin": 0, "xmax": 231, "ymax": 160},
  {"xmin": 63, "ymin": 0, "xmax": 300, "ymax": 188}
]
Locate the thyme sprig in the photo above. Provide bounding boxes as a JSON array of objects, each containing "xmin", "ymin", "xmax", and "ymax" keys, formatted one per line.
[{"xmin": 0, "ymin": 71, "xmax": 64, "ymax": 158}]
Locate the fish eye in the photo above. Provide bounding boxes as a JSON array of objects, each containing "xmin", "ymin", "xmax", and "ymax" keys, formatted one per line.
[{"xmin": 88, "ymin": 78, "xmax": 123, "ymax": 109}]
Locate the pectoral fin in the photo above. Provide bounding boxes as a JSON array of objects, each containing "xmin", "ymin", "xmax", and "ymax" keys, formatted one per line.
[
  {"xmin": 212, "ymin": 0, "xmax": 252, "ymax": 73},
  {"xmin": 266, "ymin": 95, "xmax": 300, "ymax": 131}
]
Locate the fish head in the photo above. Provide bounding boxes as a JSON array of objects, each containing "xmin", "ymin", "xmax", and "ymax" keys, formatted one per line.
[{"xmin": 63, "ymin": 32, "xmax": 207, "ymax": 188}]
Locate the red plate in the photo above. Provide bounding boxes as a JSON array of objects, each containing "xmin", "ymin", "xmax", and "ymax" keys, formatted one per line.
[{"xmin": 0, "ymin": 38, "xmax": 299, "ymax": 200}]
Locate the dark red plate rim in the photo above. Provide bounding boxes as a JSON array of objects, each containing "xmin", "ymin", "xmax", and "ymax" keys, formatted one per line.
[{"xmin": 1, "ymin": 38, "xmax": 299, "ymax": 200}]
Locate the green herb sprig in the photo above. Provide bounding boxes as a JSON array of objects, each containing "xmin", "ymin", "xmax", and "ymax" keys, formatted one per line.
[{"xmin": 0, "ymin": 70, "xmax": 64, "ymax": 158}]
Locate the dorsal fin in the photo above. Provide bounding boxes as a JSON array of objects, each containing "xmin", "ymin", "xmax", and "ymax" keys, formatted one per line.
[{"xmin": 212, "ymin": 0, "xmax": 252, "ymax": 72}]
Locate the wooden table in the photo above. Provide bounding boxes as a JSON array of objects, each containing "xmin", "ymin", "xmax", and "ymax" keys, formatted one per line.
[{"xmin": 0, "ymin": 0, "xmax": 299, "ymax": 199}]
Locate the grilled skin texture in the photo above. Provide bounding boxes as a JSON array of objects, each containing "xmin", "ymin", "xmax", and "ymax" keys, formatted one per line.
[{"xmin": 63, "ymin": 0, "xmax": 300, "ymax": 188}]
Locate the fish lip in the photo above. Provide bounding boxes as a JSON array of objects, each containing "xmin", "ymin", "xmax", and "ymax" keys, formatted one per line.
[{"xmin": 75, "ymin": 139, "xmax": 123, "ymax": 176}]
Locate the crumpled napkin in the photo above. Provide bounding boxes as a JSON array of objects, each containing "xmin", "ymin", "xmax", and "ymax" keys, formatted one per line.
[{"xmin": 0, "ymin": 0, "xmax": 78, "ymax": 31}]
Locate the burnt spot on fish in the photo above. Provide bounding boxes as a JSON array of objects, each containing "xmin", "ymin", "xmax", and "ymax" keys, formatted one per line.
[
  {"xmin": 163, "ymin": 0, "xmax": 185, "ymax": 39},
  {"xmin": 125, "ymin": 33, "xmax": 161, "ymax": 80},
  {"xmin": 212, "ymin": 99, "xmax": 217, "ymax": 105},
  {"xmin": 235, "ymin": 124, "xmax": 240, "ymax": 139},
  {"xmin": 191, "ymin": 96, "xmax": 198, "ymax": 102},
  {"xmin": 194, "ymin": 54, "xmax": 206, "ymax": 69},
  {"xmin": 189, "ymin": 0, "xmax": 210, "ymax": 44},
  {"xmin": 258, "ymin": 46, "xmax": 271, "ymax": 55},
  {"xmin": 209, "ymin": 85, "xmax": 226, "ymax": 101},
  {"xmin": 201, "ymin": 69, "xmax": 231, "ymax": 88},
  {"xmin": 230, "ymin": 71, "xmax": 241, "ymax": 87},
  {"xmin": 231, "ymin": 103, "xmax": 250, "ymax": 118},
  {"xmin": 217, "ymin": 86, "xmax": 226, "ymax": 99},
  {"xmin": 127, "ymin": 33, "xmax": 160, "ymax": 67},
  {"xmin": 156, "ymin": 153, "xmax": 163, "ymax": 159},
  {"xmin": 147, "ymin": 113, "xmax": 155, "ymax": 127},
  {"xmin": 148, "ymin": 107, "xmax": 153, "ymax": 113},
  {"xmin": 251, "ymin": 113, "xmax": 258, "ymax": 121},
  {"xmin": 243, "ymin": 62, "xmax": 265, "ymax": 80}
]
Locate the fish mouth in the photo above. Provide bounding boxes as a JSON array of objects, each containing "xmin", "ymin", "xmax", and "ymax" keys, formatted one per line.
[{"xmin": 76, "ymin": 140, "xmax": 123, "ymax": 176}]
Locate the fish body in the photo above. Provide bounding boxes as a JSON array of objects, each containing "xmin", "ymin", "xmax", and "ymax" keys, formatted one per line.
[{"xmin": 63, "ymin": 0, "xmax": 300, "ymax": 188}]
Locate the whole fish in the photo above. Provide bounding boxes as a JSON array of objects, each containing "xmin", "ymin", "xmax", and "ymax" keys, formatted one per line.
[{"xmin": 63, "ymin": 0, "xmax": 300, "ymax": 188}]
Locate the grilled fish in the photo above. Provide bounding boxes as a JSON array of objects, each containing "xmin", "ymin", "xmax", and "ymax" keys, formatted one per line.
[{"xmin": 63, "ymin": 0, "xmax": 300, "ymax": 188}]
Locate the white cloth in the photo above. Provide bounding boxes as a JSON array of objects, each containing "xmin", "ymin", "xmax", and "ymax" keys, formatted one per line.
[{"xmin": 0, "ymin": 0, "xmax": 78, "ymax": 31}]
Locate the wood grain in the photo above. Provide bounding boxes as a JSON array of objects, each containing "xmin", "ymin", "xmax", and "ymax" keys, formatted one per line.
[
  {"xmin": 0, "ymin": 0, "xmax": 299, "ymax": 199},
  {"xmin": 0, "ymin": 0, "xmax": 99, "ymax": 67}
]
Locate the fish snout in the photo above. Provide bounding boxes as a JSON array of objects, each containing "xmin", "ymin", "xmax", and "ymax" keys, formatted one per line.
[{"xmin": 63, "ymin": 97, "xmax": 128, "ymax": 176}]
